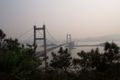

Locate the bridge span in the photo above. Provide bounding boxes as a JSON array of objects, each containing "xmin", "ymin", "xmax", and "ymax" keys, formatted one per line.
[{"xmin": 35, "ymin": 43, "xmax": 66, "ymax": 58}]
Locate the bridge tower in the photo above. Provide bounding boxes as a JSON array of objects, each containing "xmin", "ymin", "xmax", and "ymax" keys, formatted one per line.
[
  {"xmin": 66, "ymin": 34, "xmax": 72, "ymax": 52},
  {"xmin": 33, "ymin": 25, "xmax": 47, "ymax": 70}
]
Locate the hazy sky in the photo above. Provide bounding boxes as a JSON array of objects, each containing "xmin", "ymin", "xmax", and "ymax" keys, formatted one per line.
[{"xmin": 1, "ymin": 0, "xmax": 120, "ymax": 40}]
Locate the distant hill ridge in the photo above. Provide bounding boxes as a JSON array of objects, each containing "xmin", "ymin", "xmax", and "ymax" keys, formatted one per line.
[{"xmin": 78, "ymin": 34, "xmax": 120, "ymax": 42}]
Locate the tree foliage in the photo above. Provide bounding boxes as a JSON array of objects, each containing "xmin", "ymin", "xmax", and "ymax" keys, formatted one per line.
[
  {"xmin": 50, "ymin": 47, "xmax": 72, "ymax": 72},
  {"xmin": 0, "ymin": 29, "xmax": 41, "ymax": 80},
  {"xmin": 72, "ymin": 42, "xmax": 120, "ymax": 80}
]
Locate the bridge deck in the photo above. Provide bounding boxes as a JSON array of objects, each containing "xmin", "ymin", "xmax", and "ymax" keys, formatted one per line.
[{"xmin": 35, "ymin": 43, "xmax": 66, "ymax": 57}]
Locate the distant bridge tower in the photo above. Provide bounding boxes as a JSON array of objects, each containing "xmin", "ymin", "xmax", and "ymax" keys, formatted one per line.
[
  {"xmin": 66, "ymin": 34, "xmax": 72, "ymax": 52},
  {"xmin": 33, "ymin": 25, "xmax": 47, "ymax": 70}
]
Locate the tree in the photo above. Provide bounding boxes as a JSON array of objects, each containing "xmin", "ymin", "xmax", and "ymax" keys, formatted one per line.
[
  {"xmin": 0, "ymin": 29, "xmax": 6, "ymax": 49},
  {"xmin": 0, "ymin": 29, "xmax": 6, "ymax": 40},
  {"xmin": 104, "ymin": 42, "xmax": 120, "ymax": 64},
  {"xmin": 0, "ymin": 29, "xmax": 41, "ymax": 80},
  {"xmin": 72, "ymin": 48, "xmax": 101, "ymax": 73},
  {"xmin": 50, "ymin": 47, "xmax": 72, "ymax": 72}
]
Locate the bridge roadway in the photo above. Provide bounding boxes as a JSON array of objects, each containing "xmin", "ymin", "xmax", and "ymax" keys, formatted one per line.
[{"xmin": 35, "ymin": 43, "xmax": 66, "ymax": 58}]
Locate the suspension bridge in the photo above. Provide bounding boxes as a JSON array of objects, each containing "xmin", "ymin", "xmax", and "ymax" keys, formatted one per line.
[{"xmin": 18, "ymin": 25, "xmax": 74, "ymax": 58}]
